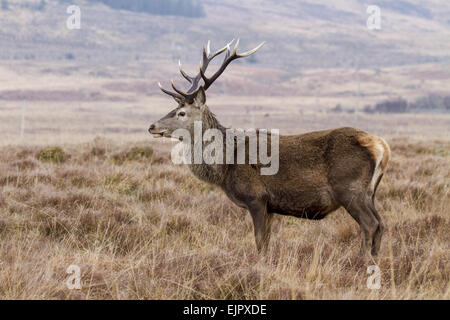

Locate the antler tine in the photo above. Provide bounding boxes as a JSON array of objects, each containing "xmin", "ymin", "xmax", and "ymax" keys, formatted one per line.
[
  {"xmin": 237, "ymin": 41, "xmax": 265, "ymax": 57},
  {"xmin": 201, "ymin": 44, "xmax": 209, "ymax": 70},
  {"xmin": 199, "ymin": 63, "xmax": 207, "ymax": 83},
  {"xmin": 178, "ymin": 60, "xmax": 193, "ymax": 84},
  {"xmin": 232, "ymin": 38, "xmax": 240, "ymax": 56},
  {"xmin": 209, "ymin": 39, "xmax": 235, "ymax": 61},
  {"xmin": 223, "ymin": 43, "xmax": 231, "ymax": 61},
  {"xmin": 171, "ymin": 79, "xmax": 191, "ymax": 97},
  {"xmin": 206, "ymin": 40, "xmax": 211, "ymax": 56},
  {"xmin": 158, "ymin": 82, "xmax": 184, "ymax": 102}
]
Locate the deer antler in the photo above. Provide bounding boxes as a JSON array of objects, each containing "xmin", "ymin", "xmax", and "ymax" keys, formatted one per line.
[
  {"xmin": 200, "ymin": 39, "xmax": 265, "ymax": 91},
  {"xmin": 158, "ymin": 39, "xmax": 265, "ymax": 103},
  {"xmin": 158, "ymin": 82, "xmax": 184, "ymax": 102},
  {"xmin": 179, "ymin": 39, "xmax": 234, "ymax": 93}
]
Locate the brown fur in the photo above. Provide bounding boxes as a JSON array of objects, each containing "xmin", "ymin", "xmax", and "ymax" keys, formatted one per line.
[
  {"xmin": 150, "ymin": 41, "xmax": 390, "ymax": 257},
  {"xmin": 150, "ymin": 97, "xmax": 391, "ymax": 257}
]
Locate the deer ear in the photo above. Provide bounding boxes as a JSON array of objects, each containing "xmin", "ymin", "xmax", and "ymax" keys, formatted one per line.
[{"xmin": 193, "ymin": 86, "xmax": 206, "ymax": 107}]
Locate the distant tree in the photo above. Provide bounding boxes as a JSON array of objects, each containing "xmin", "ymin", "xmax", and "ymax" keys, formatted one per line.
[
  {"xmin": 330, "ymin": 104, "xmax": 343, "ymax": 113},
  {"xmin": 89, "ymin": 0, "xmax": 205, "ymax": 18},
  {"xmin": 374, "ymin": 98, "xmax": 408, "ymax": 113},
  {"xmin": 365, "ymin": 95, "xmax": 450, "ymax": 114},
  {"xmin": 410, "ymin": 94, "xmax": 449, "ymax": 112},
  {"xmin": 1, "ymin": 0, "xmax": 9, "ymax": 10},
  {"xmin": 444, "ymin": 96, "xmax": 450, "ymax": 110},
  {"xmin": 363, "ymin": 104, "xmax": 374, "ymax": 113},
  {"xmin": 364, "ymin": 98, "xmax": 408, "ymax": 114},
  {"xmin": 37, "ymin": 0, "xmax": 46, "ymax": 11},
  {"xmin": 65, "ymin": 53, "xmax": 75, "ymax": 60}
]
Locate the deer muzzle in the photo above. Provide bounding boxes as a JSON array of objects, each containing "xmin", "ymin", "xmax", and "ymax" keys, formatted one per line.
[{"xmin": 148, "ymin": 124, "xmax": 168, "ymax": 138}]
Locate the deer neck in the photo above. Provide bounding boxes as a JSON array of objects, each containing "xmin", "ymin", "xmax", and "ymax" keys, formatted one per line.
[
  {"xmin": 200, "ymin": 106, "xmax": 226, "ymax": 133},
  {"xmin": 186, "ymin": 106, "xmax": 227, "ymax": 185}
]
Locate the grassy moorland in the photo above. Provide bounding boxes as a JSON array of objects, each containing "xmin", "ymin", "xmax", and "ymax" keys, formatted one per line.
[
  {"xmin": 0, "ymin": 0, "xmax": 449, "ymax": 301},
  {"xmin": 0, "ymin": 137, "xmax": 448, "ymax": 299}
]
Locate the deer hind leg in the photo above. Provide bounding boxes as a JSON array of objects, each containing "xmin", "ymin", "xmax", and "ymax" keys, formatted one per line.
[
  {"xmin": 359, "ymin": 135, "xmax": 390, "ymax": 256},
  {"xmin": 341, "ymin": 194, "xmax": 379, "ymax": 257},
  {"xmin": 247, "ymin": 199, "xmax": 273, "ymax": 254},
  {"xmin": 367, "ymin": 199, "xmax": 384, "ymax": 256},
  {"xmin": 368, "ymin": 174, "xmax": 385, "ymax": 256}
]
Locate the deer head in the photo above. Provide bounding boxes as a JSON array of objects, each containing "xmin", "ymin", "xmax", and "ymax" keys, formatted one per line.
[{"xmin": 148, "ymin": 39, "xmax": 265, "ymax": 139}]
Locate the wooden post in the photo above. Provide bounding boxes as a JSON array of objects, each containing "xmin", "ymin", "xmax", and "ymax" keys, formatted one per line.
[{"xmin": 21, "ymin": 100, "xmax": 26, "ymax": 138}]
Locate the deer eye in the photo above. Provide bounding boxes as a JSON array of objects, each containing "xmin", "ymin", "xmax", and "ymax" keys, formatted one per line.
[{"xmin": 178, "ymin": 111, "xmax": 186, "ymax": 117}]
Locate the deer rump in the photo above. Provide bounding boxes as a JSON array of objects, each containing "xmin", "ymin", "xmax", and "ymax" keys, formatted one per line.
[{"xmin": 230, "ymin": 127, "xmax": 388, "ymax": 221}]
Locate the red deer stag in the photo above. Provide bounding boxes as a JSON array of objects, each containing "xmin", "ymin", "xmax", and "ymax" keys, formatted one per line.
[{"xmin": 149, "ymin": 40, "xmax": 391, "ymax": 257}]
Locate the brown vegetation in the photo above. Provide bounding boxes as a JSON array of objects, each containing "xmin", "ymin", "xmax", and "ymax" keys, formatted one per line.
[{"xmin": 0, "ymin": 138, "xmax": 448, "ymax": 299}]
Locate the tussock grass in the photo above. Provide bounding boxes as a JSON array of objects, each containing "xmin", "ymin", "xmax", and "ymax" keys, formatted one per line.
[
  {"xmin": 0, "ymin": 138, "xmax": 448, "ymax": 299},
  {"xmin": 37, "ymin": 147, "xmax": 68, "ymax": 163}
]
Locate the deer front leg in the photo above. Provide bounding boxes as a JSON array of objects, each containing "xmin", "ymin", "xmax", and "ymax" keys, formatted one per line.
[{"xmin": 248, "ymin": 200, "xmax": 273, "ymax": 254}]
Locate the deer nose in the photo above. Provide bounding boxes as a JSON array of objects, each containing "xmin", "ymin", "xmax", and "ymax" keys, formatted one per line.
[{"xmin": 148, "ymin": 124, "xmax": 155, "ymax": 134}]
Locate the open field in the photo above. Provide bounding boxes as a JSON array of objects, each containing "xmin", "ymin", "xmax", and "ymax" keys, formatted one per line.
[
  {"xmin": 1, "ymin": 59, "xmax": 450, "ymax": 146},
  {"xmin": 1, "ymin": 43, "xmax": 449, "ymax": 301},
  {"xmin": 0, "ymin": 31, "xmax": 449, "ymax": 301},
  {"xmin": 0, "ymin": 0, "xmax": 449, "ymax": 300},
  {"xmin": 0, "ymin": 137, "xmax": 448, "ymax": 299}
]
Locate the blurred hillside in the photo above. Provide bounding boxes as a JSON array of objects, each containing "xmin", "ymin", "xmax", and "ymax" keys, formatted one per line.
[
  {"xmin": 0, "ymin": 0, "xmax": 449, "ymax": 70},
  {"xmin": 0, "ymin": 1, "xmax": 449, "ymax": 301},
  {"xmin": 0, "ymin": 0, "xmax": 450, "ymax": 144},
  {"xmin": 87, "ymin": 0, "xmax": 205, "ymax": 17}
]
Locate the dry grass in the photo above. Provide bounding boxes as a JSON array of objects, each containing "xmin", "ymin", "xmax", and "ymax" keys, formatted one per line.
[
  {"xmin": 1, "ymin": 0, "xmax": 449, "ymax": 301},
  {"xmin": 0, "ymin": 137, "xmax": 448, "ymax": 300}
]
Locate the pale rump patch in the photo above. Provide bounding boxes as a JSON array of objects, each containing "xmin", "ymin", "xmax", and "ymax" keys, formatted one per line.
[
  {"xmin": 378, "ymin": 137, "xmax": 391, "ymax": 171},
  {"xmin": 358, "ymin": 134, "xmax": 391, "ymax": 191}
]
